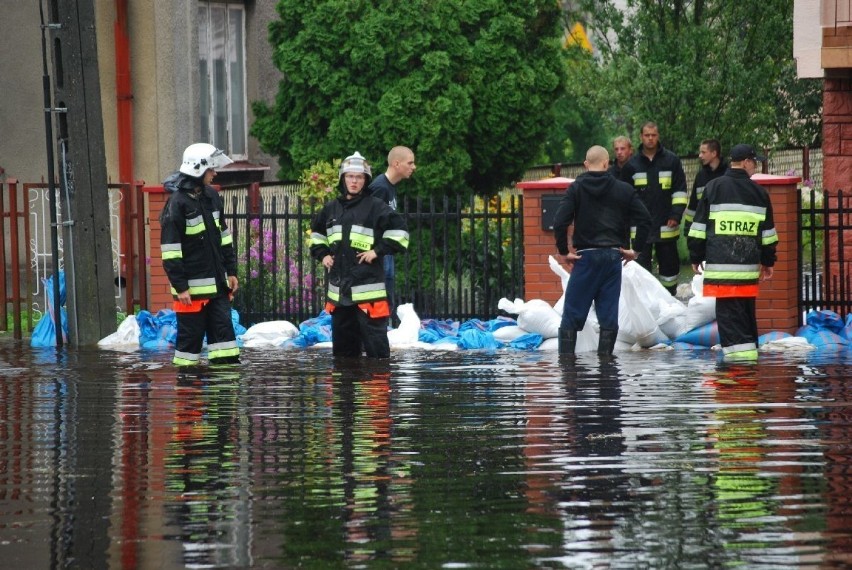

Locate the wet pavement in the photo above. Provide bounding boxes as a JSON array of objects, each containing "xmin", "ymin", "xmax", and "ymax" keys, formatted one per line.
[{"xmin": 2, "ymin": 341, "xmax": 852, "ymax": 569}]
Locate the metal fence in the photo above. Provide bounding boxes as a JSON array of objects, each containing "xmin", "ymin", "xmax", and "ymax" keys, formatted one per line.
[
  {"xmin": 799, "ymin": 188, "xmax": 852, "ymax": 318},
  {"xmin": 221, "ymin": 190, "xmax": 524, "ymax": 326}
]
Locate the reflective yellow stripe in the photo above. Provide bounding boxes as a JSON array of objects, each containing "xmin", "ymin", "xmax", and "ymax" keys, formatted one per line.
[
  {"xmin": 671, "ymin": 191, "xmax": 687, "ymax": 206},
  {"xmin": 762, "ymin": 228, "xmax": 778, "ymax": 245},
  {"xmin": 185, "ymin": 215, "xmax": 205, "ymax": 235},
  {"xmin": 327, "ymin": 284, "xmax": 340, "ymax": 302},
  {"xmin": 383, "ymin": 229, "xmax": 409, "ymax": 249},
  {"xmin": 660, "ymin": 225, "xmax": 679, "ymax": 239},
  {"xmin": 633, "ymin": 172, "xmax": 648, "ymax": 187},
  {"xmin": 327, "ymin": 224, "xmax": 343, "ymax": 245},
  {"xmin": 162, "ymin": 243, "xmax": 182, "ymax": 260},
  {"xmin": 173, "ymin": 351, "xmax": 200, "ymax": 366},
  {"xmin": 704, "ymin": 263, "xmax": 760, "ymax": 281},
  {"xmin": 310, "ymin": 232, "xmax": 329, "ymax": 246},
  {"xmin": 689, "ymin": 222, "xmax": 706, "ymax": 239},
  {"xmin": 351, "ymin": 282, "xmax": 386, "ymax": 302},
  {"xmin": 350, "ymin": 224, "xmax": 375, "ymax": 251},
  {"xmin": 659, "ymin": 170, "xmax": 672, "ymax": 189}
]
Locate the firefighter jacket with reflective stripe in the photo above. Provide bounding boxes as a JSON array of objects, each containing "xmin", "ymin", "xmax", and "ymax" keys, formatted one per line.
[
  {"xmin": 310, "ymin": 192, "xmax": 408, "ymax": 307},
  {"xmin": 687, "ymin": 168, "xmax": 778, "ymax": 297},
  {"xmin": 160, "ymin": 177, "xmax": 237, "ymax": 300},
  {"xmin": 684, "ymin": 159, "xmax": 728, "ymax": 232},
  {"xmin": 620, "ymin": 144, "xmax": 688, "ymax": 243}
]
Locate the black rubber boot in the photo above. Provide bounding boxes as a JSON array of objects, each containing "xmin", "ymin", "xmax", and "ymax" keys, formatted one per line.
[
  {"xmin": 558, "ymin": 328, "xmax": 577, "ymax": 355},
  {"xmin": 598, "ymin": 328, "xmax": 618, "ymax": 357}
]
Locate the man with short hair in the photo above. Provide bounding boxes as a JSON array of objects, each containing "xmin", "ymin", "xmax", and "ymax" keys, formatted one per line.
[
  {"xmin": 553, "ymin": 145, "xmax": 651, "ymax": 356},
  {"xmin": 608, "ymin": 135, "xmax": 633, "ymax": 179},
  {"xmin": 620, "ymin": 121, "xmax": 688, "ymax": 296},
  {"xmin": 683, "ymin": 139, "xmax": 727, "ymax": 235},
  {"xmin": 369, "ymin": 146, "xmax": 416, "ymax": 317},
  {"xmin": 688, "ymin": 144, "xmax": 778, "ymax": 362}
]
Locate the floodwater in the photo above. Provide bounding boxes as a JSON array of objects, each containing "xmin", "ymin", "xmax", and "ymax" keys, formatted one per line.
[{"xmin": 2, "ymin": 342, "xmax": 852, "ymax": 569}]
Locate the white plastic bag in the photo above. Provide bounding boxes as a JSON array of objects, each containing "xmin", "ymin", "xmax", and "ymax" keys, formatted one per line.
[
  {"xmin": 241, "ymin": 320, "xmax": 299, "ymax": 348},
  {"xmin": 98, "ymin": 315, "xmax": 141, "ymax": 349},
  {"xmin": 388, "ymin": 303, "xmax": 421, "ymax": 346}
]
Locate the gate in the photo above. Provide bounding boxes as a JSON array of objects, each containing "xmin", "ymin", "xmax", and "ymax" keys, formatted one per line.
[{"xmin": 799, "ymin": 187, "xmax": 852, "ymax": 318}]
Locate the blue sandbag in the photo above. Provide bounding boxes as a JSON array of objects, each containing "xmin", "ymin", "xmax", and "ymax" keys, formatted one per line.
[
  {"xmin": 758, "ymin": 331, "xmax": 792, "ymax": 344},
  {"xmin": 669, "ymin": 341, "xmax": 707, "ymax": 350},
  {"xmin": 804, "ymin": 309, "xmax": 844, "ymax": 334},
  {"xmin": 795, "ymin": 326, "xmax": 847, "ymax": 348},
  {"xmin": 231, "ymin": 309, "xmax": 247, "ymax": 337},
  {"xmin": 31, "ymin": 272, "xmax": 69, "ymax": 348},
  {"xmin": 508, "ymin": 333, "xmax": 542, "ymax": 350},
  {"xmin": 674, "ymin": 321, "xmax": 720, "ymax": 347},
  {"xmin": 456, "ymin": 328, "xmax": 500, "ymax": 350},
  {"xmin": 842, "ymin": 314, "xmax": 852, "ymax": 342}
]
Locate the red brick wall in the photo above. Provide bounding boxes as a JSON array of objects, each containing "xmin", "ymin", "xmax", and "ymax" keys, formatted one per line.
[
  {"xmin": 822, "ymin": 74, "xmax": 852, "ymax": 296},
  {"xmin": 752, "ymin": 175, "xmax": 800, "ymax": 334}
]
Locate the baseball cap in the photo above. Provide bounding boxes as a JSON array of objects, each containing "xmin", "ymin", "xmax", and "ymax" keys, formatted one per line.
[{"xmin": 729, "ymin": 144, "xmax": 767, "ymax": 162}]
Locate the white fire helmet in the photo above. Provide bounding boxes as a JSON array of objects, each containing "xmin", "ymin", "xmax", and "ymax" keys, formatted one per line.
[
  {"xmin": 179, "ymin": 143, "xmax": 233, "ymax": 177},
  {"xmin": 338, "ymin": 151, "xmax": 372, "ymax": 182}
]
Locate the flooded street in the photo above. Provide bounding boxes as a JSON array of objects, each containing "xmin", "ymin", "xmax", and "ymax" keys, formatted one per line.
[{"xmin": 2, "ymin": 342, "xmax": 852, "ymax": 568}]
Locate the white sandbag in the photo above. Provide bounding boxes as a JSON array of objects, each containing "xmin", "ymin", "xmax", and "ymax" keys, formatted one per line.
[
  {"xmin": 388, "ymin": 303, "xmax": 421, "ymax": 346},
  {"xmin": 622, "ymin": 261, "xmax": 683, "ymax": 322},
  {"xmin": 576, "ymin": 319, "xmax": 599, "ymax": 352},
  {"xmin": 538, "ymin": 337, "xmax": 559, "ymax": 351},
  {"xmin": 759, "ymin": 336, "xmax": 815, "ymax": 352},
  {"xmin": 493, "ymin": 325, "xmax": 527, "ymax": 342},
  {"xmin": 514, "ymin": 299, "xmax": 562, "ymax": 339},
  {"xmin": 617, "ymin": 268, "xmax": 662, "ymax": 346},
  {"xmin": 497, "ymin": 297, "xmax": 526, "ymax": 315},
  {"xmin": 548, "ymin": 255, "xmax": 570, "ymax": 315},
  {"xmin": 241, "ymin": 320, "xmax": 299, "ymax": 347},
  {"xmin": 98, "ymin": 315, "xmax": 140, "ymax": 349},
  {"xmin": 684, "ymin": 294, "xmax": 716, "ymax": 332},
  {"xmin": 657, "ymin": 300, "xmax": 691, "ymax": 340}
]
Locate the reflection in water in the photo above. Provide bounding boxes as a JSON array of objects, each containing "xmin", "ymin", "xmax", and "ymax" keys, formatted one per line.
[{"xmin": 2, "ymin": 344, "xmax": 852, "ymax": 567}]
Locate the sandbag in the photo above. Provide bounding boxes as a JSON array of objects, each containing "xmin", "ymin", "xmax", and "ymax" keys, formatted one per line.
[
  {"xmin": 98, "ymin": 315, "xmax": 141, "ymax": 349},
  {"xmin": 241, "ymin": 320, "xmax": 299, "ymax": 347},
  {"xmin": 388, "ymin": 303, "xmax": 421, "ymax": 346},
  {"xmin": 674, "ymin": 321, "xmax": 719, "ymax": 347}
]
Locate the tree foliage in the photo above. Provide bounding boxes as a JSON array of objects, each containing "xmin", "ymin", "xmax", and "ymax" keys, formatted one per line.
[
  {"xmin": 252, "ymin": 0, "xmax": 566, "ymax": 198},
  {"xmin": 561, "ymin": 0, "xmax": 822, "ymax": 155}
]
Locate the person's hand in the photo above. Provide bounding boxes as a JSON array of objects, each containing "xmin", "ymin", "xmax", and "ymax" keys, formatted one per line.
[
  {"xmin": 228, "ymin": 275, "xmax": 239, "ymax": 294},
  {"xmin": 322, "ymin": 254, "xmax": 334, "ymax": 269},
  {"xmin": 558, "ymin": 252, "xmax": 581, "ymax": 273},
  {"xmin": 619, "ymin": 248, "xmax": 638, "ymax": 266},
  {"xmin": 356, "ymin": 250, "xmax": 378, "ymax": 264},
  {"xmin": 692, "ymin": 262, "xmax": 703, "ymax": 275},
  {"xmin": 666, "ymin": 218, "xmax": 679, "ymax": 228},
  {"xmin": 177, "ymin": 289, "xmax": 192, "ymax": 305},
  {"xmin": 760, "ymin": 265, "xmax": 773, "ymax": 281}
]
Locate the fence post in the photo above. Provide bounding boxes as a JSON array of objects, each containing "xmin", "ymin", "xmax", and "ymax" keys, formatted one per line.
[{"xmin": 752, "ymin": 173, "xmax": 801, "ymax": 334}]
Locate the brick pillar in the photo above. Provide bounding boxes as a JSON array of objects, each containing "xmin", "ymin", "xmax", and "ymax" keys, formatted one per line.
[
  {"xmin": 515, "ymin": 177, "xmax": 573, "ymax": 304},
  {"xmin": 822, "ymin": 74, "xmax": 852, "ymax": 295},
  {"xmin": 143, "ymin": 186, "xmax": 173, "ymax": 311},
  {"xmin": 752, "ymin": 174, "xmax": 801, "ymax": 334}
]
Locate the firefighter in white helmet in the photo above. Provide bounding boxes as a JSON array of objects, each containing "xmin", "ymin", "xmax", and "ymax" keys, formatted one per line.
[
  {"xmin": 309, "ymin": 151, "xmax": 409, "ymax": 358},
  {"xmin": 160, "ymin": 143, "xmax": 240, "ymax": 367}
]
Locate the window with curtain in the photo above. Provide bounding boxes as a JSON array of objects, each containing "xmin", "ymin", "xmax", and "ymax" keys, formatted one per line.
[{"xmin": 198, "ymin": 2, "xmax": 246, "ymax": 158}]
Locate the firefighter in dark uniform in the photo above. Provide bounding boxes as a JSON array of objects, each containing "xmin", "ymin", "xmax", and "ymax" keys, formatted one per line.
[
  {"xmin": 160, "ymin": 143, "xmax": 240, "ymax": 367},
  {"xmin": 620, "ymin": 121, "xmax": 688, "ymax": 295},
  {"xmin": 688, "ymin": 144, "xmax": 778, "ymax": 362},
  {"xmin": 683, "ymin": 139, "xmax": 728, "ymax": 236},
  {"xmin": 310, "ymin": 152, "xmax": 409, "ymax": 358}
]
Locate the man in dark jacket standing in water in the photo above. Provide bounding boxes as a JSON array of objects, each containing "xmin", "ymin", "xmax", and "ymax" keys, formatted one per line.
[{"xmin": 553, "ymin": 145, "xmax": 652, "ymax": 356}]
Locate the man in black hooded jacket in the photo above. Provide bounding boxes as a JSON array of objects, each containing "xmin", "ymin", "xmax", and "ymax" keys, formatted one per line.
[{"xmin": 553, "ymin": 145, "xmax": 651, "ymax": 356}]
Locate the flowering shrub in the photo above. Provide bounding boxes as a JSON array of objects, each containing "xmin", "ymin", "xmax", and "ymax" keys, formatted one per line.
[
  {"xmin": 298, "ymin": 159, "xmax": 341, "ymax": 203},
  {"xmin": 237, "ymin": 218, "xmax": 316, "ymax": 317}
]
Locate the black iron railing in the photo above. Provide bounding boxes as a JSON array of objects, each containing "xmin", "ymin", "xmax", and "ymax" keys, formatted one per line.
[{"xmin": 223, "ymin": 192, "xmax": 524, "ymax": 327}]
